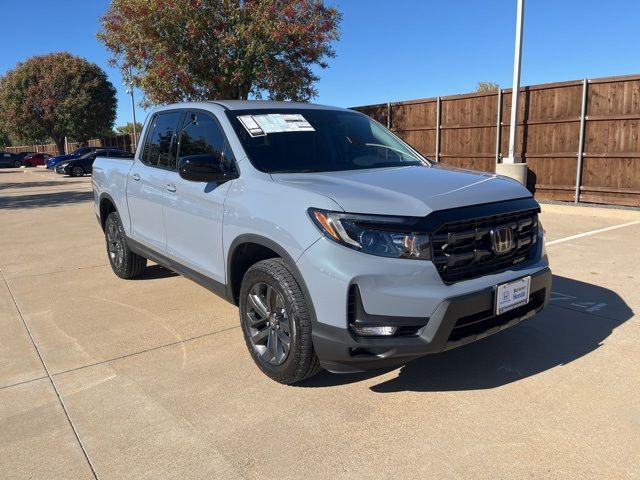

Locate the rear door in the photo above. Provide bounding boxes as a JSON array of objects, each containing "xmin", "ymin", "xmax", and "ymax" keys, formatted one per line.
[
  {"xmin": 127, "ymin": 111, "xmax": 183, "ymax": 253},
  {"xmin": 162, "ymin": 110, "xmax": 235, "ymax": 284}
]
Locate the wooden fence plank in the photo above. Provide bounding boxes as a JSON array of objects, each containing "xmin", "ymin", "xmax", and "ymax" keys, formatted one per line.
[{"xmin": 353, "ymin": 74, "xmax": 640, "ymax": 206}]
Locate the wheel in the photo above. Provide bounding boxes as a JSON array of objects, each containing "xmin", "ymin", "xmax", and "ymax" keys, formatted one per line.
[
  {"xmin": 13, "ymin": 160, "xmax": 22, "ymax": 168},
  {"xmin": 239, "ymin": 258, "xmax": 321, "ymax": 384},
  {"xmin": 70, "ymin": 166, "xmax": 85, "ymax": 177},
  {"xmin": 104, "ymin": 212, "xmax": 147, "ymax": 279}
]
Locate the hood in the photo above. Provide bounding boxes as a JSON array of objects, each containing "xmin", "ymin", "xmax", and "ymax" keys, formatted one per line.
[
  {"xmin": 50, "ymin": 154, "xmax": 74, "ymax": 162},
  {"xmin": 65, "ymin": 157, "xmax": 87, "ymax": 165},
  {"xmin": 271, "ymin": 164, "xmax": 532, "ymax": 216}
]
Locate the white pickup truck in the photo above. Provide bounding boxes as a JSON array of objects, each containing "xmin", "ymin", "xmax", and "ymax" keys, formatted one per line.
[{"xmin": 92, "ymin": 100, "xmax": 551, "ymax": 384}]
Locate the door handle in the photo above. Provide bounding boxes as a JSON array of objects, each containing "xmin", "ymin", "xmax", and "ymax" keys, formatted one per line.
[
  {"xmin": 131, "ymin": 173, "xmax": 140, "ymax": 181},
  {"xmin": 165, "ymin": 183, "xmax": 177, "ymax": 192}
]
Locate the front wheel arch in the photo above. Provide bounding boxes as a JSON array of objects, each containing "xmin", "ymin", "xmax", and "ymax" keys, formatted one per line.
[{"xmin": 226, "ymin": 235, "xmax": 319, "ymax": 326}]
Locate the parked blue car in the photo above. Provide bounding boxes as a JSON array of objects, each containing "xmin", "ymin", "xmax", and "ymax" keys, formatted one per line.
[{"xmin": 46, "ymin": 147, "xmax": 99, "ymax": 169}]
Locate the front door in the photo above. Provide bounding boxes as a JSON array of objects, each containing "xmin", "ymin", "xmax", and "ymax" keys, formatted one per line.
[
  {"xmin": 127, "ymin": 111, "xmax": 182, "ymax": 252},
  {"xmin": 163, "ymin": 111, "xmax": 235, "ymax": 285}
]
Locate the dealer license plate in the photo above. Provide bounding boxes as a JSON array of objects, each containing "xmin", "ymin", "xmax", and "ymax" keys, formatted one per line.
[{"xmin": 495, "ymin": 276, "xmax": 531, "ymax": 315}]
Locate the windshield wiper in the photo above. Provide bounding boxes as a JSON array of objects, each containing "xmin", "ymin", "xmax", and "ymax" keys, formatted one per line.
[{"xmin": 346, "ymin": 137, "xmax": 423, "ymax": 162}]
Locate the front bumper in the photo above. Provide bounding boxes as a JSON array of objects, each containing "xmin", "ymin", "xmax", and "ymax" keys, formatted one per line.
[
  {"xmin": 312, "ymin": 267, "xmax": 551, "ymax": 373},
  {"xmin": 295, "ymin": 231, "xmax": 551, "ymax": 373}
]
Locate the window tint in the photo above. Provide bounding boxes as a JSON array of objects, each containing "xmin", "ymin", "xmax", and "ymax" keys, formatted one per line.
[
  {"xmin": 221, "ymin": 139, "xmax": 236, "ymax": 174},
  {"xmin": 140, "ymin": 117, "xmax": 157, "ymax": 165},
  {"xmin": 82, "ymin": 151, "xmax": 100, "ymax": 160},
  {"xmin": 177, "ymin": 112, "xmax": 225, "ymax": 168},
  {"xmin": 141, "ymin": 112, "xmax": 182, "ymax": 168},
  {"xmin": 227, "ymin": 109, "xmax": 426, "ymax": 173}
]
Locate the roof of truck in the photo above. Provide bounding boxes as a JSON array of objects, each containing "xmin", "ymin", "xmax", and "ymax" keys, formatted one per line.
[{"xmin": 207, "ymin": 100, "xmax": 349, "ymax": 111}]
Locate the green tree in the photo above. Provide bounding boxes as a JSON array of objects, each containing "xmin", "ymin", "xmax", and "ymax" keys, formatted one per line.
[
  {"xmin": 0, "ymin": 53, "xmax": 117, "ymax": 154},
  {"xmin": 0, "ymin": 126, "xmax": 10, "ymax": 149},
  {"xmin": 476, "ymin": 81, "xmax": 500, "ymax": 93},
  {"xmin": 115, "ymin": 122, "xmax": 143, "ymax": 135},
  {"xmin": 98, "ymin": 0, "xmax": 341, "ymax": 106}
]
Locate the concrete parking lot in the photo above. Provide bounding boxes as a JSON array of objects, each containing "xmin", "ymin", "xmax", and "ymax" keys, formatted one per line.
[{"xmin": 1, "ymin": 167, "xmax": 639, "ymax": 480}]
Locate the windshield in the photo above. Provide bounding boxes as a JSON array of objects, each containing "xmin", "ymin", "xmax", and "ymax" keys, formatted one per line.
[
  {"xmin": 77, "ymin": 150, "xmax": 99, "ymax": 160},
  {"xmin": 73, "ymin": 147, "xmax": 95, "ymax": 156},
  {"xmin": 227, "ymin": 109, "xmax": 429, "ymax": 173}
]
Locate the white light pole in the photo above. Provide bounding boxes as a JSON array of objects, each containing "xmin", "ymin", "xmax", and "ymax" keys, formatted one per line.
[
  {"xmin": 506, "ymin": 0, "xmax": 524, "ymax": 164},
  {"xmin": 497, "ymin": 0, "xmax": 528, "ymax": 184},
  {"xmin": 124, "ymin": 66, "xmax": 138, "ymax": 150}
]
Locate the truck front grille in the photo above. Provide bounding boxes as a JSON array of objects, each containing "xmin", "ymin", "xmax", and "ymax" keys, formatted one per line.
[{"xmin": 431, "ymin": 208, "xmax": 539, "ymax": 283}]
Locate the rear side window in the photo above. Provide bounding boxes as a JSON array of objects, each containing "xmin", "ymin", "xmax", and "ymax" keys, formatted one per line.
[
  {"xmin": 177, "ymin": 112, "xmax": 225, "ymax": 167},
  {"xmin": 141, "ymin": 111, "xmax": 182, "ymax": 168}
]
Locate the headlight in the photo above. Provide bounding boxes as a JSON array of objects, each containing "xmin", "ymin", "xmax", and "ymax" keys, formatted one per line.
[
  {"xmin": 308, "ymin": 208, "xmax": 431, "ymax": 260},
  {"xmin": 538, "ymin": 220, "xmax": 547, "ymax": 258}
]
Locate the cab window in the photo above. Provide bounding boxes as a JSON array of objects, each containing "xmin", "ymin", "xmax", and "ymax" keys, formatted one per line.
[
  {"xmin": 141, "ymin": 111, "xmax": 182, "ymax": 168},
  {"xmin": 176, "ymin": 112, "xmax": 225, "ymax": 169}
]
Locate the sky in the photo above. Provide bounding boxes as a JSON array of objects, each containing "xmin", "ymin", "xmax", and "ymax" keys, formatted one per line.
[{"xmin": 1, "ymin": 0, "xmax": 638, "ymax": 126}]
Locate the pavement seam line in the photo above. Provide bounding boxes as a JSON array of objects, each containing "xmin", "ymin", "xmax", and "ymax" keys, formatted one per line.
[
  {"xmin": 0, "ymin": 267, "xmax": 100, "ymax": 480},
  {"xmin": 53, "ymin": 324, "xmax": 241, "ymax": 377},
  {"xmin": 546, "ymin": 220, "xmax": 640, "ymax": 246},
  {"xmin": 0, "ymin": 375, "xmax": 48, "ymax": 391}
]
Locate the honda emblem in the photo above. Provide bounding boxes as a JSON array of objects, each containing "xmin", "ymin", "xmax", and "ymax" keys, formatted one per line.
[{"xmin": 491, "ymin": 227, "xmax": 514, "ymax": 255}]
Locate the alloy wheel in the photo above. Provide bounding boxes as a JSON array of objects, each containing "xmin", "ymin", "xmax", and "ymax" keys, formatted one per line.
[
  {"xmin": 106, "ymin": 220, "xmax": 125, "ymax": 269},
  {"xmin": 245, "ymin": 282, "xmax": 292, "ymax": 366}
]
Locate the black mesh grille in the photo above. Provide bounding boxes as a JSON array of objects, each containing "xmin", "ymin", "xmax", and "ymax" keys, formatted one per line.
[
  {"xmin": 431, "ymin": 209, "xmax": 539, "ymax": 283},
  {"xmin": 448, "ymin": 289, "xmax": 546, "ymax": 342}
]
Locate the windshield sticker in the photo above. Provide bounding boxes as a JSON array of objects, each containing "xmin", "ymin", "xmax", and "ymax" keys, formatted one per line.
[
  {"xmin": 238, "ymin": 115, "xmax": 266, "ymax": 137},
  {"xmin": 238, "ymin": 114, "xmax": 315, "ymax": 136}
]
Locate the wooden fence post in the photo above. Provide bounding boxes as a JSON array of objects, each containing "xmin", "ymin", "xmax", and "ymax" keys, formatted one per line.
[
  {"xmin": 495, "ymin": 89, "xmax": 503, "ymax": 166},
  {"xmin": 435, "ymin": 96, "xmax": 441, "ymax": 162},
  {"xmin": 574, "ymin": 78, "xmax": 589, "ymax": 203}
]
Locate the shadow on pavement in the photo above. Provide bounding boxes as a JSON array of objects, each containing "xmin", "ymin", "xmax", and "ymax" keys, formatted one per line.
[
  {"xmin": 300, "ymin": 275, "xmax": 633, "ymax": 392},
  {"xmin": 0, "ymin": 190, "xmax": 94, "ymax": 209},
  {"xmin": 132, "ymin": 264, "xmax": 179, "ymax": 280}
]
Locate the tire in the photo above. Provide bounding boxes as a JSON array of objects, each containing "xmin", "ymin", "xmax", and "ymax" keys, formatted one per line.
[
  {"xmin": 239, "ymin": 258, "xmax": 322, "ymax": 384},
  {"xmin": 13, "ymin": 160, "xmax": 22, "ymax": 168},
  {"xmin": 104, "ymin": 212, "xmax": 147, "ymax": 279},
  {"xmin": 70, "ymin": 166, "xmax": 85, "ymax": 177}
]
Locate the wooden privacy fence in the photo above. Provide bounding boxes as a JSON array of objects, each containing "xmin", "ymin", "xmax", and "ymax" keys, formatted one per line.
[
  {"xmin": 353, "ymin": 73, "xmax": 640, "ymax": 207},
  {"xmin": 7, "ymin": 133, "xmax": 141, "ymax": 156}
]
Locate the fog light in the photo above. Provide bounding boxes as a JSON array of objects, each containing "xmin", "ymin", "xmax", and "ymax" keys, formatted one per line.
[{"xmin": 350, "ymin": 325, "xmax": 398, "ymax": 336}]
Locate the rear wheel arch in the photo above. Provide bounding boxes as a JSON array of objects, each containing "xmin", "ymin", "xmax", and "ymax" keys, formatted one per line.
[{"xmin": 99, "ymin": 194, "xmax": 118, "ymax": 231}]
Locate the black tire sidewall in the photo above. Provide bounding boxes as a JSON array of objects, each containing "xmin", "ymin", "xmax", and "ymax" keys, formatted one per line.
[
  {"xmin": 239, "ymin": 261, "xmax": 308, "ymax": 381},
  {"xmin": 104, "ymin": 212, "xmax": 138, "ymax": 278}
]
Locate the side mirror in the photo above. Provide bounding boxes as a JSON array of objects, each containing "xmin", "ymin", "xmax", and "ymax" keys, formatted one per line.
[{"xmin": 177, "ymin": 154, "xmax": 237, "ymax": 183}]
